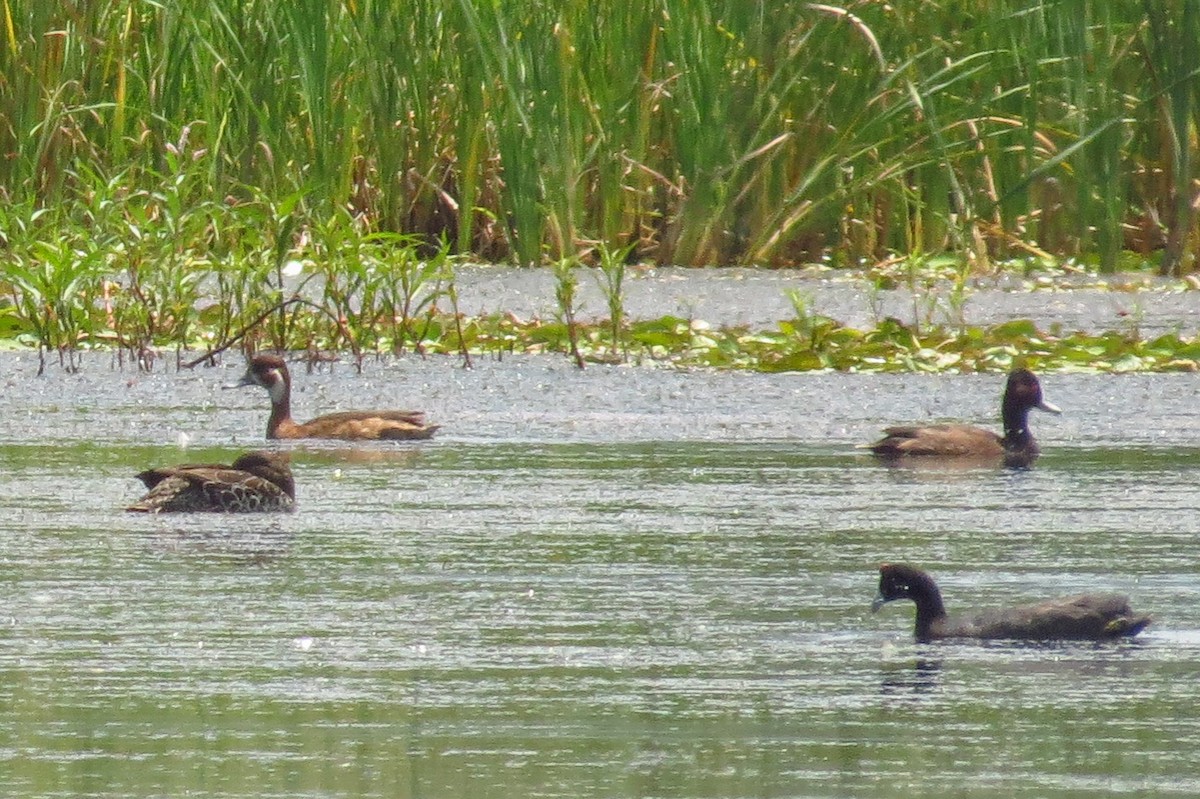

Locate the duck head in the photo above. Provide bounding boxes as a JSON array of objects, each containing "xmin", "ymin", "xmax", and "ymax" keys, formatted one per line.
[
  {"xmin": 872, "ymin": 563, "xmax": 944, "ymax": 613},
  {"xmin": 229, "ymin": 354, "xmax": 291, "ymax": 406},
  {"xmin": 1005, "ymin": 369, "xmax": 1061, "ymax": 416}
]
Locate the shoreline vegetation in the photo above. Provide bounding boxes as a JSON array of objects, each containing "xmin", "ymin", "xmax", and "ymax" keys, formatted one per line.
[
  {"xmin": 3, "ymin": 248, "xmax": 1200, "ymax": 376},
  {"xmin": 2, "ymin": 2, "xmax": 1199, "ymax": 372}
]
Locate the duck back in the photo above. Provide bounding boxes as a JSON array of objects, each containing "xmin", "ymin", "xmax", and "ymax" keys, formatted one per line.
[
  {"xmin": 938, "ymin": 593, "xmax": 1152, "ymax": 641},
  {"xmin": 870, "ymin": 424, "xmax": 1004, "ymax": 459},
  {"xmin": 127, "ymin": 451, "xmax": 295, "ymax": 513},
  {"xmin": 279, "ymin": 410, "xmax": 438, "ymax": 441}
]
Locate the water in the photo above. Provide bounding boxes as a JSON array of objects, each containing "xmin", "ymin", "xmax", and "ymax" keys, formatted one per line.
[
  {"xmin": 1, "ymin": 352, "xmax": 1198, "ymax": 797},
  {"xmin": 451, "ymin": 264, "xmax": 1194, "ymax": 335}
]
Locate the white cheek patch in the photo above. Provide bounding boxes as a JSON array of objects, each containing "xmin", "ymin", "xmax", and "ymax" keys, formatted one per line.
[{"xmin": 267, "ymin": 372, "xmax": 288, "ymax": 404}]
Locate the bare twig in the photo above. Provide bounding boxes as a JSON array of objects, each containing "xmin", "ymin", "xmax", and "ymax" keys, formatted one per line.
[{"xmin": 181, "ymin": 297, "xmax": 304, "ymax": 369}]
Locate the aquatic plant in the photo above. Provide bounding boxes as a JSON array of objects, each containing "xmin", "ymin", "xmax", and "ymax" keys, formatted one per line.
[
  {"xmin": 4, "ymin": 1, "xmax": 1200, "ymax": 375},
  {"xmin": 1, "ymin": 207, "xmax": 1198, "ymax": 375},
  {"xmin": 1140, "ymin": 3, "xmax": 1200, "ymax": 276},
  {"xmin": 4, "ymin": 237, "xmax": 105, "ymax": 374},
  {"xmin": 1, "ymin": 0, "xmax": 1198, "ymax": 271},
  {"xmin": 382, "ymin": 238, "xmax": 455, "ymax": 357},
  {"xmin": 273, "ymin": 303, "xmax": 1193, "ymax": 376},
  {"xmin": 593, "ymin": 242, "xmax": 635, "ymax": 360},
  {"xmin": 552, "ymin": 255, "xmax": 586, "ymax": 369},
  {"xmin": 310, "ymin": 213, "xmax": 383, "ymax": 368}
]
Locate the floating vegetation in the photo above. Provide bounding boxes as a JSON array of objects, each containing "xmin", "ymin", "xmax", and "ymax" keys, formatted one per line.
[
  {"xmin": 6, "ymin": 283, "xmax": 1197, "ymax": 375},
  {"xmin": 425, "ymin": 313, "xmax": 1200, "ymax": 374}
]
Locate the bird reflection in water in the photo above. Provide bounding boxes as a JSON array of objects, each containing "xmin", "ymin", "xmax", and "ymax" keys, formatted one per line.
[{"xmin": 879, "ymin": 658, "xmax": 942, "ymax": 695}]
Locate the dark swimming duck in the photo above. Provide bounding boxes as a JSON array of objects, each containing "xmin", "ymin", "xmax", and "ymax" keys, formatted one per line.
[
  {"xmin": 868, "ymin": 368, "xmax": 1060, "ymax": 468},
  {"xmin": 127, "ymin": 450, "xmax": 295, "ymax": 513},
  {"xmin": 872, "ymin": 563, "xmax": 1151, "ymax": 642},
  {"xmin": 231, "ymin": 354, "xmax": 439, "ymax": 441}
]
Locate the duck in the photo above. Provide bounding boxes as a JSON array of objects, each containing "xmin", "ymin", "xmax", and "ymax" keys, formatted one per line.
[
  {"xmin": 868, "ymin": 368, "xmax": 1060, "ymax": 468},
  {"xmin": 871, "ymin": 563, "xmax": 1151, "ymax": 642},
  {"xmin": 230, "ymin": 354, "xmax": 439, "ymax": 441},
  {"xmin": 127, "ymin": 450, "xmax": 296, "ymax": 513}
]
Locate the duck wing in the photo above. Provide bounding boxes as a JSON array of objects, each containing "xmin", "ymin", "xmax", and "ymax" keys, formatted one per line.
[
  {"xmin": 312, "ymin": 409, "xmax": 427, "ymax": 425},
  {"xmin": 303, "ymin": 410, "xmax": 437, "ymax": 440},
  {"xmin": 128, "ymin": 466, "xmax": 294, "ymax": 513},
  {"xmin": 135, "ymin": 462, "xmax": 228, "ymax": 489},
  {"xmin": 956, "ymin": 594, "xmax": 1151, "ymax": 640},
  {"xmin": 871, "ymin": 423, "xmax": 1003, "ymax": 458}
]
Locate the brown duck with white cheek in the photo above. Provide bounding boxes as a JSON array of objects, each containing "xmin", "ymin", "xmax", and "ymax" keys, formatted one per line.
[
  {"xmin": 232, "ymin": 354, "xmax": 439, "ymax": 441},
  {"xmin": 127, "ymin": 450, "xmax": 295, "ymax": 513},
  {"xmin": 868, "ymin": 368, "xmax": 1060, "ymax": 468},
  {"xmin": 871, "ymin": 563, "xmax": 1151, "ymax": 643}
]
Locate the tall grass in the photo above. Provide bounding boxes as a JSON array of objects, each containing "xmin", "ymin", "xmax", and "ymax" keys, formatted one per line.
[
  {"xmin": 0, "ymin": 0, "xmax": 1196, "ymax": 278},
  {"xmin": 1142, "ymin": 1, "xmax": 1200, "ymax": 276}
]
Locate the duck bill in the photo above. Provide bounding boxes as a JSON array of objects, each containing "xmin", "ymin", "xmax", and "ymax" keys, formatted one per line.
[
  {"xmin": 1037, "ymin": 399, "xmax": 1062, "ymax": 415},
  {"xmin": 222, "ymin": 371, "xmax": 256, "ymax": 390},
  {"xmin": 871, "ymin": 592, "xmax": 889, "ymax": 613}
]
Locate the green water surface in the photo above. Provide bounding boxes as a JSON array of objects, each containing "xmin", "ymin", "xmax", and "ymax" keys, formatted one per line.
[
  {"xmin": 0, "ymin": 356, "xmax": 1197, "ymax": 798},
  {"xmin": 1, "ymin": 438, "xmax": 1196, "ymax": 798}
]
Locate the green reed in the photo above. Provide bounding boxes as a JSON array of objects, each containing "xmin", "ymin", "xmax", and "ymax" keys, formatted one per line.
[
  {"xmin": 0, "ymin": 0, "xmax": 1197, "ymax": 289},
  {"xmin": 594, "ymin": 241, "xmax": 634, "ymax": 357},
  {"xmin": 378, "ymin": 236, "xmax": 455, "ymax": 357},
  {"xmin": 552, "ymin": 255, "xmax": 586, "ymax": 369},
  {"xmin": 5, "ymin": 236, "xmax": 104, "ymax": 374},
  {"xmin": 1141, "ymin": 1, "xmax": 1200, "ymax": 276}
]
